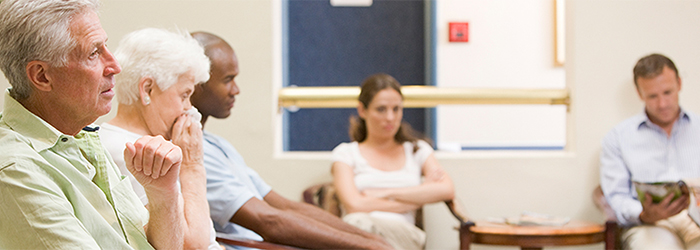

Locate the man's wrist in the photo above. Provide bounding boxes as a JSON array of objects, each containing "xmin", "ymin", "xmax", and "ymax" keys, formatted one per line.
[
  {"xmin": 179, "ymin": 161, "xmax": 206, "ymax": 174},
  {"xmin": 181, "ymin": 156, "xmax": 203, "ymax": 168},
  {"xmin": 638, "ymin": 214, "xmax": 647, "ymax": 224},
  {"xmin": 638, "ymin": 211, "xmax": 654, "ymax": 225},
  {"xmin": 145, "ymin": 184, "xmax": 180, "ymax": 201}
]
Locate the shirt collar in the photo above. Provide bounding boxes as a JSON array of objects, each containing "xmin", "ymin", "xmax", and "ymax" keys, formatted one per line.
[
  {"xmin": 636, "ymin": 107, "xmax": 690, "ymax": 129},
  {"xmin": 1, "ymin": 89, "xmax": 66, "ymax": 152}
]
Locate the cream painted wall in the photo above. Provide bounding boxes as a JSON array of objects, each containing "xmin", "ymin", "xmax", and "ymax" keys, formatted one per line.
[
  {"xmin": 435, "ymin": 0, "xmax": 566, "ymax": 149},
  {"xmin": 437, "ymin": 0, "xmax": 564, "ymax": 88},
  {"xmin": 2, "ymin": 0, "xmax": 700, "ymax": 249}
]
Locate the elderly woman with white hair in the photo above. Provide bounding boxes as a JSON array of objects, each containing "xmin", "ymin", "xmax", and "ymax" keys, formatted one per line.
[{"xmin": 99, "ymin": 28, "xmax": 220, "ymax": 249}]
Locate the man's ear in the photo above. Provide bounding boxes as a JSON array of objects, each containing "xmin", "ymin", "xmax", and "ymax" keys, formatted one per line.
[
  {"xmin": 636, "ymin": 85, "xmax": 643, "ymax": 100},
  {"xmin": 190, "ymin": 82, "xmax": 205, "ymax": 100},
  {"xmin": 193, "ymin": 82, "xmax": 205, "ymax": 93},
  {"xmin": 139, "ymin": 77, "xmax": 154, "ymax": 105},
  {"xmin": 25, "ymin": 61, "xmax": 52, "ymax": 92}
]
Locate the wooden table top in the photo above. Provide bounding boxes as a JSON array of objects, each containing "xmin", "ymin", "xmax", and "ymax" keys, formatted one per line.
[
  {"xmin": 466, "ymin": 220, "xmax": 606, "ymax": 249},
  {"xmin": 471, "ymin": 220, "xmax": 605, "ymax": 236}
]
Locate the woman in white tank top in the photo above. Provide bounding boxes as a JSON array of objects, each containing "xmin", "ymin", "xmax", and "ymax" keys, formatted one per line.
[{"xmin": 331, "ymin": 73, "xmax": 455, "ymax": 250}]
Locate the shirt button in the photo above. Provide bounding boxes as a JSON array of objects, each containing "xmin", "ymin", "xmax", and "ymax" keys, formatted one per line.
[{"xmin": 61, "ymin": 138, "xmax": 68, "ymax": 142}]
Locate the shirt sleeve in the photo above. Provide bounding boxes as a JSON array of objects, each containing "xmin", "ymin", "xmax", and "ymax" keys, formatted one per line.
[
  {"xmin": 203, "ymin": 145, "xmax": 256, "ymax": 228},
  {"xmin": 243, "ymin": 166, "xmax": 272, "ymax": 198},
  {"xmin": 331, "ymin": 143, "xmax": 355, "ymax": 167},
  {"xmin": 222, "ymin": 140, "xmax": 273, "ymax": 202},
  {"xmin": 0, "ymin": 160, "xmax": 101, "ymax": 249},
  {"xmin": 600, "ymin": 128, "xmax": 643, "ymax": 226},
  {"xmin": 414, "ymin": 140, "xmax": 434, "ymax": 166}
]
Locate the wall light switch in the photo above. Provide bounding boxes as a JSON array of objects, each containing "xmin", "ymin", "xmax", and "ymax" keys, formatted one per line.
[{"xmin": 449, "ymin": 22, "xmax": 469, "ymax": 42}]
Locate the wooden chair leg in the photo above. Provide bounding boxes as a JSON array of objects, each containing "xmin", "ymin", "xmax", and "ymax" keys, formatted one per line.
[{"xmin": 604, "ymin": 221, "xmax": 618, "ymax": 250}]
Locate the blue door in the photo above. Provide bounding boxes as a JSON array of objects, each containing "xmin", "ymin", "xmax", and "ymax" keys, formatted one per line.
[{"xmin": 285, "ymin": 0, "xmax": 430, "ymax": 151}]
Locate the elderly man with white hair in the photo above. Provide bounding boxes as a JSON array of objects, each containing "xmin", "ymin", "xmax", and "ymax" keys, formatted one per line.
[
  {"xmin": 100, "ymin": 27, "xmax": 219, "ymax": 250},
  {"xmin": 0, "ymin": 0, "xmax": 188, "ymax": 249}
]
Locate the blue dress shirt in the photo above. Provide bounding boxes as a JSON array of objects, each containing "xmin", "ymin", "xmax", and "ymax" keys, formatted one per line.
[{"xmin": 600, "ymin": 109, "xmax": 700, "ymax": 226}]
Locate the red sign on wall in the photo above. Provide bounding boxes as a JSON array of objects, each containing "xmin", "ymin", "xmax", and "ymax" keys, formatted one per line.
[{"xmin": 449, "ymin": 22, "xmax": 469, "ymax": 42}]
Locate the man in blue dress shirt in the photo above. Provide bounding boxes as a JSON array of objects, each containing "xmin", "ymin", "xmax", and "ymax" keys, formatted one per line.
[{"xmin": 601, "ymin": 53, "xmax": 700, "ymax": 249}]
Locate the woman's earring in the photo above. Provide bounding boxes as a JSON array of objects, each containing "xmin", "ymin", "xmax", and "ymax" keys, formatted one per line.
[{"xmin": 143, "ymin": 96, "xmax": 151, "ymax": 105}]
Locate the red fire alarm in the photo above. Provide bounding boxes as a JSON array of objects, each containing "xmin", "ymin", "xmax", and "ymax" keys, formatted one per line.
[{"xmin": 449, "ymin": 22, "xmax": 469, "ymax": 42}]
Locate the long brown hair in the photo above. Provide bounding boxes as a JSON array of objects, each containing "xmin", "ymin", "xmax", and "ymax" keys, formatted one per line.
[{"xmin": 349, "ymin": 73, "xmax": 423, "ymax": 151}]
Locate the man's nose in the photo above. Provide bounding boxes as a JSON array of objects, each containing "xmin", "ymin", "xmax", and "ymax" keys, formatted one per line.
[
  {"xmin": 103, "ymin": 47, "xmax": 121, "ymax": 75},
  {"xmin": 658, "ymin": 96, "xmax": 670, "ymax": 109},
  {"xmin": 230, "ymin": 82, "xmax": 240, "ymax": 96}
]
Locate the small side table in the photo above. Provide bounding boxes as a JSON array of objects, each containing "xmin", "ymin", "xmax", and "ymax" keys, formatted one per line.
[{"xmin": 460, "ymin": 220, "xmax": 605, "ymax": 250}]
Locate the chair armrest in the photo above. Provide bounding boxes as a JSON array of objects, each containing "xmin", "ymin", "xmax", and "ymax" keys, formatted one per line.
[
  {"xmin": 302, "ymin": 182, "xmax": 341, "ymax": 217},
  {"xmin": 593, "ymin": 186, "xmax": 618, "ymax": 222},
  {"xmin": 446, "ymin": 199, "xmax": 476, "ymax": 250},
  {"xmin": 216, "ymin": 237, "xmax": 302, "ymax": 250},
  {"xmin": 593, "ymin": 185, "xmax": 622, "ymax": 250},
  {"xmin": 445, "ymin": 199, "xmax": 471, "ymax": 225}
]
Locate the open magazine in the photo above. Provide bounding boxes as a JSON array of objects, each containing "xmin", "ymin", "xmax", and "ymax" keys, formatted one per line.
[
  {"xmin": 634, "ymin": 180, "xmax": 700, "ymax": 226},
  {"xmin": 633, "ymin": 180, "xmax": 685, "ymax": 203},
  {"xmin": 487, "ymin": 211, "xmax": 570, "ymax": 226}
]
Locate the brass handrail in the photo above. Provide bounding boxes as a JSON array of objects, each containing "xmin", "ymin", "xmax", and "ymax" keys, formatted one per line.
[{"xmin": 278, "ymin": 86, "xmax": 569, "ymax": 109}]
